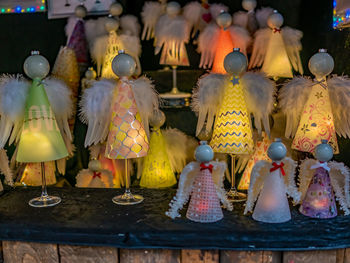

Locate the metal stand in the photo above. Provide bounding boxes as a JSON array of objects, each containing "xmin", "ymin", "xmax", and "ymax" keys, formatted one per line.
[
  {"xmin": 227, "ymin": 154, "xmax": 247, "ymax": 202},
  {"xmin": 29, "ymin": 162, "xmax": 61, "ymax": 207},
  {"xmin": 112, "ymin": 159, "xmax": 144, "ymax": 205}
]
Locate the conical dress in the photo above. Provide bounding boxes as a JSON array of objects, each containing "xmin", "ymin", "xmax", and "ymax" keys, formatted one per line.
[
  {"xmin": 299, "ymin": 167, "xmax": 337, "ymax": 218},
  {"xmin": 140, "ymin": 129, "xmax": 177, "ymax": 188},
  {"xmin": 186, "ymin": 167, "xmax": 223, "ymax": 223},
  {"xmin": 210, "ymin": 80, "xmax": 254, "ymax": 154},
  {"xmin": 101, "ymin": 32, "xmax": 123, "ymax": 79},
  {"xmin": 292, "ymin": 82, "xmax": 338, "ymax": 153},
  {"xmin": 253, "ymin": 162, "xmax": 291, "ymax": 223},
  {"xmin": 105, "ymin": 79, "xmax": 149, "ymax": 159},
  {"xmin": 211, "ymin": 29, "xmax": 234, "ymax": 74}
]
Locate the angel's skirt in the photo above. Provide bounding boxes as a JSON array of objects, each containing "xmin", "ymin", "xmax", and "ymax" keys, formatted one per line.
[
  {"xmin": 186, "ymin": 168, "xmax": 223, "ymax": 223},
  {"xmin": 67, "ymin": 20, "xmax": 88, "ymax": 69},
  {"xmin": 292, "ymin": 83, "xmax": 338, "ymax": 153},
  {"xmin": 160, "ymin": 42, "xmax": 189, "ymax": 66},
  {"xmin": 210, "ymin": 81, "xmax": 254, "ymax": 154},
  {"xmin": 253, "ymin": 168, "xmax": 291, "ymax": 223},
  {"xmin": 140, "ymin": 129, "xmax": 177, "ymax": 188},
  {"xmin": 20, "ymin": 161, "xmax": 56, "ymax": 186},
  {"xmin": 105, "ymin": 80, "xmax": 149, "ymax": 159},
  {"xmin": 211, "ymin": 29, "xmax": 234, "ymax": 74},
  {"xmin": 299, "ymin": 167, "xmax": 337, "ymax": 219},
  {"xmin": 101, "ymin": 33, "xmax": 123, "ymax": 79},
  {"xmin": 262, "ymin": 31, "xmax": 293, "ymax": 79}
]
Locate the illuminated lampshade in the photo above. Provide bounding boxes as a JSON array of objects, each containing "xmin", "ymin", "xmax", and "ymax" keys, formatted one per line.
[
  {"xmin": 292, "ymin": 82, "xmax": 338, "ymax": 153},
  {"xmin": 159, "ymin": 41, "xmax": 190, "ymax": 66},
  {"xmin": 211, "ymin": 29, "xmax": 234, "ymax": 74},
  {"xmin": 140, "ymin": 129, "xmax": 177, "ymax": 188},
  {"xmin": 238, "ymin": 132, "xmax": 271, "ymax": 190},
  {"xmin": 210, "ymin": 78, "xmax": 254, "ymax": 154},
  {"xmin": 21, "ymin": 161, "xmax": 57, "ymax": 186},
  {"xmin": 105, "ymin": 78, "xmax": 149, "ymax": 159},
  {"xmin": 16, "ymin": 78, "xmax": 68, "ymax": 163},
  {"xmin": 100, "ymin": 32, "xmax": 124, "ymax": 79}
]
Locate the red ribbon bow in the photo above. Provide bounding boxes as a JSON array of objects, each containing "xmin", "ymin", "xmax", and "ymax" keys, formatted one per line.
[
  {"xmin": 270, "ymin": 162, "xmax": 285, "ymax": 176},
  {"xmin": 273, "ymin": 28, "xmax": 281, "ymax": 33},
  {"xmin": 200, "ymin": 163, "xmax": 213, "ymax": 173},
  {"xmin": 92, "ymin": 172, "xmax": 101, "ymax": 179}
]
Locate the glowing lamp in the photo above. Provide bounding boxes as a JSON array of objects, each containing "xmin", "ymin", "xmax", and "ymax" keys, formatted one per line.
[{"xmin": 211, "ymin": 29, "xmax": 234, "ymax": 74}]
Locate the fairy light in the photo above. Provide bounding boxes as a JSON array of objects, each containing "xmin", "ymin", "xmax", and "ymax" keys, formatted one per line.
[
  {"xmin": 333, "ymin": 0, "xmax": 350, "ymax": 29},
  {"xmin": 0, "ymin": 1, "xmax": 46, "ymax": 14}
]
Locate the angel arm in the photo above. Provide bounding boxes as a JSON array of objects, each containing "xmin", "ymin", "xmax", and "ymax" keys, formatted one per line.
[
  {"xmin": 244, "ymin": 160, "xmax": 270, "ymax": 214},
  {"xmin": 211, "ymin": 161, "xmax": 233, "ymax": 211},
  {"xmin": 248, "ymin": 28, "xmax": 271, "ymax": 69},
  {"xmin": 282, "ymin": 27, "xmax": 303, "ymax": 75},
  {"xmin": 0, "ymin": 74, "xmax": 29, "ymax": 148},
  {"xmin": 278, "ymin": 76, "xmax": 313, "ymax": 138},
  {"xmin": 282, "ymin": 157, "xmax": 300, "ymax": 204},
  {"xmin": 79, "ymin": 79, "xmax": 115, "ymax": 147},
  {"xmin": 241, "ymin": 72, "xmax": 276, "ymax": 137},
  {"xmin": 191, "ymin": 73, "xmax": 227, "ymax": 136},
  {"xmin": 327, "ymin": 75, "xmax": 350, "ymax": 138},
  {"xmin": 165, "ymin": 162, "xmax": 199, "ymax": 219},
  {"xmin": 298, "ymin": 158, "xmax": 318, "ymax": 203},
  {"xmin": 197, "ymin": 24, "xmax": 220, "ymax": 69},
  {"xmin": 131, "ymin": 76, "xmax": 159, "ymax": 139},
  {"xmin": 141, "ymin": 1, "xmax": 163, "ymax": 40},
  {"xmin": 328, "ymin": 161, "xmax": 350, "ymax": 215}
]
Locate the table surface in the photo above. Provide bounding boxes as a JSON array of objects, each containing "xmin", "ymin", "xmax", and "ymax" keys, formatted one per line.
[{"xmin": 0, "ymin": 187, "xmax": 349, "ymax": 251}]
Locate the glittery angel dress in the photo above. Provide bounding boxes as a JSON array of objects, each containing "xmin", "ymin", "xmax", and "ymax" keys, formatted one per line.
[
  {"xmin": 299, "ymin": 166, "xmax": 337, "ymax": 218},
  {"xmin": 105, "ymin": 79, "xmax": 149, "ymax": 159},
  {"xmin": 186, "ymin": 165, "xmax": 223, "ymax": 223}
]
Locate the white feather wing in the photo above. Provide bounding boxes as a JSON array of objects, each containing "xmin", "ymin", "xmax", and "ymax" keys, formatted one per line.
[
  {"xmin": 79, "ymin": 79, "xmax": 115, "ymax": 147},
  {"xmin": 197, "ymin": 23, "xmax": 220, "ymax": 69},
  {"xmin": 85, "ymin": 17, "xmax": 108, "ymax": 49},
  {"xmin": 327, "ymin": 75, "xmax": 350, "ymax": 138},
  {"xmin": 191, "ymin": 73, "xmax": 227, "ymax": 136},
  {"xmin": 211, "ymin": 161, "xmax": 233, "ymax": 211},
  {"xmin": 0, "ymin": 74, "xmax": 29, "ymax": 148},
  {"xmin": 329, "ymin": 161, "xmax": 350, "ymax": 215},
  {"xmin": 120, "ymin": 15, "xmax": 140, "ymax": 36},
  {"xmin": 183, "ymin": 1, "xmax": 202, "ymax": 37},
  {"xmin": 131, "ymin": 76, "xmax": 159, "ymax": 139},
  {"xmin": 232, "ymin": 11, "xmax": 248, "ymax": 29},
  {"xmin": 278, "ymin": 76, "xmax": 313, "ymax": 138},
  {"xmin": 241, "ymin": 72, "xmax": 276, "ymax": 137},
  {"xmin": 281, "ymin": 27, "xmax": 303, "ymax": 74},
  {"xmin": 244, "ymin": 160, "xmax": 270, "ymax": 214},
  {"xmin": 248, "ymin": 28, "xmax": 271, "ymax": 69},
  {"xmin": 282, "ymin": 157, "xmax": 300, "ymax": 204},
  {"xmin": 298, "ymin": 158, "xmax": 317, "ymax": 203},
  {"xmin": 91, "ymin": 35, "xmax": 109, "ymax": 77},
  {"xmin": 228, "ymin": 26, "xmax": 251, "ymax": 55},
  {"xmin": 256, "ymin": 7, "xmax": 274, "ymax": 28},
  {"xmin": 141, "ymin": 1, "xmax": 163, "ymax": 40},
  {"xmin": 166, "ymin": 162, "xmax": 199, "ymax": 219}
]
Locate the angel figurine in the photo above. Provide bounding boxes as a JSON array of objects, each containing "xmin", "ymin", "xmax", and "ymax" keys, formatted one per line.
[
  {"xmin": 198, "ymin": 11, "xmax": 251, "ymax": 73},
  {"xmin": 138, "ymin": 110, "xmax": 196, "ymax": 188},
  {"xmin": 279, "ymin": 49, "xmax": 350, "ymax": 154},
  {"xmin": 76, "ymin": 159, "xmax": 114, "ymax": 188},
  {"xmin": 166, "ymin": 138, "xmax": 232, "ymax": 223},
  {"xmin": 249, "ymin": 10, "xmax": 303, "ymax": 79},
  {"xmin": 80, "ymin": 51, "xmax": 158, "ymax": 204},
  {"xmin": 244, "ymin": 139, "xmax": 300, "ymax": 223},
  {"xmin": 141, "ymin": 0, "xmax": 167, "ymax": 41},
  {"xmin": 298, "ymin": 141, "xmax": 350, "ymax": 218}
]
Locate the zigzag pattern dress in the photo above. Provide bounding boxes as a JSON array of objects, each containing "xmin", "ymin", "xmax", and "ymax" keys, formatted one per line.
[{"xmin": 210, "ymin": 79, "xmax": 254, "ymax": 154}]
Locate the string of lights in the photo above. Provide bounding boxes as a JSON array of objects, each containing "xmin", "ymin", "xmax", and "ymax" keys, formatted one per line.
[{"xmin": 0, "ymin": 0, "xmax": 45, "ymax": 14}]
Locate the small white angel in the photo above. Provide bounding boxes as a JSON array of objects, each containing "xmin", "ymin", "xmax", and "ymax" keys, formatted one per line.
[
  {"xmin": 166, "ymin": 140, "xmax": 232, "ymax": 223},
  {"xmin": 137, "ymin": 110, "xmax": 197, "ymax": 188},
  {"xmin": 279, "ymin": 49, "xmax": 350, "ymax": 154},
  {"xmin": 183, "ymin": 0, "xmax": 228, "ymax": 38},
  {"xmin": 154, "ymin": 1, "xmax": 190, "ymax": 67},
  {"xmin": 76, "ymin": 159, "xmax": 114, "ymax": 188},
  {"xmin": 298, "ymin": 141, "xmax": 350, "ymax": 218},
  {"xmin": 232, "ymin": 0, "xmax": 273, "ymax": 34},
  {"xmin": 141, "ymin": 0, "xmax": 167, "ymax": 41},
  {"xmin": 249, "ymin": 10, "xmax": 303, "ymax": 79},
  {"xmin": 198, "ymin": 11, "xmax": 251, "ymax": 73},
  {"xmin": 244, "ymin": 139, "xmax": 301, "ymax": 223}
]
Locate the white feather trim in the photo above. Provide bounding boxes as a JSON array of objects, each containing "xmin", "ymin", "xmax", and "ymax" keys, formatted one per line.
[
  {"xmin": 191, "ymin": 73, "xmax": 227, "ymax": 136},
  {"xmin": 241, "ymin": 71, "xmax": 276, "ymax": 137},
  {"xmin": 120, "ymin": 15, "xmax": 140, "ymax": 36},
  {"xmin": 120, "ymin": 34, "xmax": 142, "ymax": 75},
  {"xmin": 327, "ymin": 75, "xmax": 350, "ymax": 138},
  {"xmin": 85, "ymin": 17, "xmax": 108, "ymax": 49},
  {"xmin": 79, "ymin": 79, "xmax": 116, "ymax": 147},
  {"xmin": 211, "ymin": 161, "xmax": 232, "ymax": 211},
  {"xmin": 282, "ymin": 157, "xmax": 300, "ymax": 204},
  {"xmin": 278, "ymin": 76, "xmax": 313, "ymax": 138},
  {"xmin": 89, "ymin": 144, "xmax": 101, "ymax": 160},
  {"xmin": 76, "ymin": 169, "xmax": 114, "ymax": 188},
  {"xmin": 141, "ymin": 1, "xmax": 163, "ymax": 40},
  {"xmin": 298, "ymin": 158, "xmax": 317, "ymax": 203},
  {"xmin": 197, "ymin": 23, "xmax": 220, "ymax": 69},
  {"xmin": 183, "ymin": 1, "xmax": 202, "ymax": 37},
  {"xmin": 0, "ymin": 149, "xmax": 13, "ymax": 186},
  {"xmin": 282, "ymin": 27, "xmax": 303, "ymax": 74},
  {"xmin": 0, "ymin": 74, "xmax": 29, "ymax": 148},
  {"xmin": 131, "ymin": 76, "xmax": 159, "ymax": 139},
  {"xmin": 248, "ymin": 28, "xmax": 271, "ymax": 69},
  {"xmin": 232, "ymin": 11, "xmax": 248, "ymax": 29},
  {"xmin": 209, "ymin": 3, "xmax": 228, "ymax": 19},
  {"xmin": 228, "ymin": 26, "xmax": 251, "ymax": 55},
  {"xmin": 256, "ymin": 7, "xmax": 274, "ymax": 28},
  {"xmin": 91, "ymin": 35, "xmax": 109, "ymax": 76}
]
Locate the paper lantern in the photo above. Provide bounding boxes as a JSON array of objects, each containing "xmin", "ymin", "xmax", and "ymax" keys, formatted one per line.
[
  {"xmin": 238, "ymin": 132, "xmax": 271, "ymax": 190},
  {"xmin": 140, "ymin": 129, "xmax": 176, "ymax": 188}
]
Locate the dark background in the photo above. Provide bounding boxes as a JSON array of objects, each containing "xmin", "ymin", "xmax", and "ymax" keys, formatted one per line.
[{"xmin": 1, "ymin": 0, "xmax": 350, "ymax": 184}]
